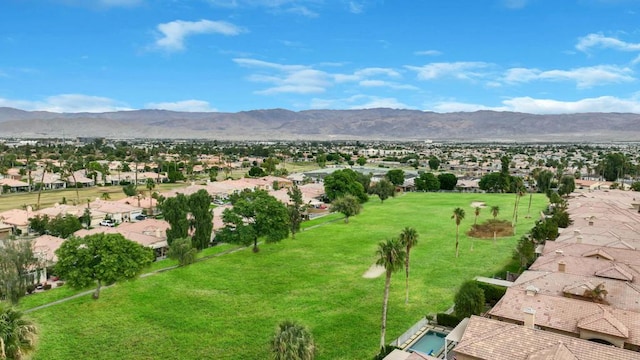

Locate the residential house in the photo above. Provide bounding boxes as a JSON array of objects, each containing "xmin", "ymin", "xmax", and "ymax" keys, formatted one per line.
[
  {"xmin": 74, "ymin": 219, "xmax": 171, "ymax": 259},
  {"xmin": 453, "ymin": 315, "xmax": 640, "ymax": 360}
]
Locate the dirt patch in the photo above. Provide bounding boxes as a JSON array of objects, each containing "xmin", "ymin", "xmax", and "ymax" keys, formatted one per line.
[
  {"xmin": 468, "ymin": 219, "xmax": 514, "ymax": 238},
  {"xmin": 470, "ymin": 201, "xmax": 486, "ymax": 208},
  {"xmin": 362, "ymin": 264, "xmax": 385, "ymax": 278}
]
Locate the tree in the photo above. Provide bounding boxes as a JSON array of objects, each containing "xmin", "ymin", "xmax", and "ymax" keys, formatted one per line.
[
  {"xmin": 558, "ymin": 175, "xmax": 575, "ymax": 196},
  {"xmin": 356, "ymin": 156, "xmax": 366, "ymax": 166},
  {"xmin": 28, "ymin": 215, "xmax": 49, "ymax": 236},
  {"xmin": 47, "ymin": 215, "xmax": 82, "ymax": 238},
  {"xmin": 452, "ymin": 207, "xmax": 465, "ymax": 258},
  {"xmin": 217, "ymin": 189, "xmax": 290, "ymax": 253},
  {"xmin": 375, "ymin": 238, "xmax": 406, "ymax": 348},
  {"xmin": 437, "ymin": 173, "xmax": 458, "ymax": 190},
  {"xmin": 80, "ymin": 207, "xmax": 92, "ymax": 229},
  {"xmin": 167, "ymin": 237, "xmax": 197, "ymax": 266},
  {"xmin": 491, "ymin": 205, "xmax": 500, "ymax": 242},
  {"xmin": 248, "ymin": 166, "xmax": 266, "ymax": 177},
  {"xmin": 0, "ymin": 303, "xmax": 37, "ymax": 360},
  {"xmin": 584, "ymin": 283, "xmax": 608, "ymax": 304},
  {"xmin": 454, "ymin": 281, "xmax": 485, "ymax": 318},
  {"xmin": 414, "ymin": 172, "xmax": 440, "ymax": 192},
  {"xmin": 35, "ymin": 160, "xmax": 52, "ymax": 210},
  {"xmin": 399, "ymin": 227, "xmax": 418, "ymax": 304},
  {"xmin": 161, "ymin": 194, "xmax": 190, "ymax": 246},
  {"xmin": 473, "ymin": 206, "xmax": 481, "ymax": 226},
  {"xmin": 271, "ymin": 320, "xmax": 316, "ymax": 360},
  {"xmin": 189, "ymin": 190, "xmax": 213, "ymax": 250},
  {"xmin": 101, "ymin": 192, "xmax": 111, "ymax": 200},
  {"xmin": 122, "ymin": 183, "xmax": 137, "ymax": 197},
  {"xmin": 602, "ymin": 152, "xmax": 627, "ymax": 182},
  {"xmin": 370, "ymin": 179, "xmax": 395, "ymax": 203},
  {"xmin": 0, "ymin": 239, "xmax": 40, "ymax": 305},
  {"xmin": 330, "ymin": 195, "xmax": 362, "ymax": 224},
  {"xmin": 323, "ymin": 169, "xmax": 368, "ymax": 203},
  {"xmin": 478, "ymin": 172, "xmax": 507, "ymax": 193},
  {"xmin": 55, "ymin": 233, "xmax": 154, "ymax": 299},
  {"xmin": 535, "ymin": 170, "xmax": 554, "ymax": 194},
  {"xmin": 513, "ymin": 235, "xmax": 535, "ymax": 270},
  {"xmin": 428, "ymin": 156, "xmax": 440, "ymax": 170},
  {"xmin": 146, "ymin": 178, "xmax": 156, "ymax": 211},
  {"xmin": 287, "ymin": 184, "xmax": 305, "ymax": 239},
  {"xmin": 385, "ymin": 169, "xmax": 405, "ymax": 186}
]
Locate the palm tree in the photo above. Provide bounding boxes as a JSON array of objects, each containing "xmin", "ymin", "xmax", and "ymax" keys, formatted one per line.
[
  {"xmin": 271, "ymin": 320, "xmax": 315, "ymax": 360},
  {"xmin": 146, "ymin": 178, "xmax": 156, "ymax": 213},
  {"xmin": 399, "ymin": 227, "xmax": 418, "ymax": 304},
  {"xmin": 452, "ymin": 208, "xmax": 465, "ymax": 258},
  {"xmin": 101, "ymin": 192, "xmax": 111, "ymax": 200},
  {"xmin": 0, "ymin": 303, "xmax": 37, "ymax": 360},
  {"xmin": 584, "ymin": 283, "xmax": 608, "ymax": 304},
  {"xmin": 473, "ymin": 206, "xmax": 480, "ymax": 226},
  {"xmin": 35, "ymin": 160, "xmax": 52, "ymax": 210},
  {"xmin": 376, "ymin": 238, "xmax": 406, "ymax": 348},
  {"xmin": 491, "ymin": 205, "xmax": 500, "ymax": 243}
]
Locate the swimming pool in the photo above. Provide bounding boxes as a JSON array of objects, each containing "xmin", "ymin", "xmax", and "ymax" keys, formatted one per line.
[{"xmin": 407, "ymin": 330, "xmax": 446, "ymax": 356}]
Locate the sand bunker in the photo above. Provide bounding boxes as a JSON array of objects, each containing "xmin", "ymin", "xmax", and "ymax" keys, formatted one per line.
[
  {"xmin": 362, "ymin": 264, "xmax": 385, "ymax": 278},
  {"xmin": 471, "ymin": 201, "xmax": 486, "ymax": 208}
]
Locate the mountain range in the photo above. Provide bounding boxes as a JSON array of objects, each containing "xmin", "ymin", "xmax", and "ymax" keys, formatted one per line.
[{"xmin": 0, "ymin": 107, "xmax": 639, "ymax": 142}]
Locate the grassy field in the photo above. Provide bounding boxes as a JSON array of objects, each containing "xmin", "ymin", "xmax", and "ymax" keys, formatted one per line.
[
  {"xmin": 24, "ymin": 192, "xmax": 547, "ymax": 360},
  {"xmin": 0, "ymin": 183, "xmax": 190, "ymax": 213}
]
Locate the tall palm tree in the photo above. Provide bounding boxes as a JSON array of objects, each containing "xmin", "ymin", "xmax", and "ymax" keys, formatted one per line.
[
  {"xmin": 271, "ymin": 320, "xmax": 315, "ymax": 360},
  {"xmin": 146, "ymin": 178, "xmax": 156, "ymax": 213},
  {"xmin": 452, "ymin": 208, "xmax": 465, "ymax": 258},
  {"xmin": 0, "ymin": 303, "xmax": 37, "ymax": 360},
  {"xmin": 376, "ymin": 238, "xmax": 406, "ymax": 348},
  {"xmin": 36, "ymin": 160, "xmax": 52, "ymax": 210},
  {"xmin": 491, "ymin": 205, "xmax": 500, "ymax": 243},
  {"xmin": 473, "ymin": 206, "xmax": 480, "ymax": 226},
  {"xmin": 399, "ymin": 227, "xmax": 418, "ymax": 304}
]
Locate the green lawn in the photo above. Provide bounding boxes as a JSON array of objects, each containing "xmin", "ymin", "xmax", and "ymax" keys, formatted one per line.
[
  {"xmin": 0, "ymin": 183, "xmax": 190, "ymax": 213},
  {"xmin": 26, "ymin": 192, "xmax": 547, "ymax": 360}
]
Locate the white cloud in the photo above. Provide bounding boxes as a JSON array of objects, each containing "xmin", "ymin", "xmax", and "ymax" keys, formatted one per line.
[
  {"xmin": 503, "ymin": 65, "xmax": 634, "ymax": 88},
  {"xmin": 310, "ymin": 95, "xmax": 411, "ymax": 109},
  {"xmin": 206, "ymin": 0, "xmax": 319, "ymax": 17},
  {"xmin": 414, "ymin": 50, "xmax": 442, "ymax": 56},
  {"xmin": 0, "ymin": 94, "xmax": 131, "ymax": 113},
  {"xmin": 349, "ymin": 1, "xmax": 364, "ymax": 13},
  {"xmin": 406, "ymin": 62, "xmax": 491, "ymax": 81},
  {"xmin": 430, "ymin": 101, "xmax": 506, "ymax": 113},
  {"xmin": 576, "ymin": 33, "xmax": 640, "ymax": 53},
  {"xmin": 235, "ymin": 59, "xmax": 412, "ymax": 95},
  {"xmin": 235, "ymin": 58, "xmax": 331, "ymax": 94},
  {"xmin": 145, "ymin": 100, "xmax": 217, "ymax": 112},
  {"xmin": 154, "ymin": 19, "xmax": 245, "ymax": 52},
  {"xmin": 430, "ymin": 95, "xmax": 640, "ymax": 114}
]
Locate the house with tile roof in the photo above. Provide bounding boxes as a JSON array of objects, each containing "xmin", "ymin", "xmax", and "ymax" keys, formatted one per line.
[{"xmin": 453, "ymin": 316, "xmax": 640, "ymax": 360}]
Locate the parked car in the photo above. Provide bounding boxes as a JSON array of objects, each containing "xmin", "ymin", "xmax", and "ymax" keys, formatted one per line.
[
  {"xmin": 135, "ymin": 214, "xmax": 147, "ymax": 221},
  {"xmin": 100, "ymin": 219, "xmax": 116, "ymax": 227}
]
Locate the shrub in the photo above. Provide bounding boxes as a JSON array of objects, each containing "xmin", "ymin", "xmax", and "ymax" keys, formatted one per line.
[
  {"xmin": 476, "ymin": 282, "xmax": 507, "ymax": 306},
  {"xmin": 26, "ymin": 284, "xmax": 36, "ymax": 294},
  {"xmin": 454, "ymin": 281, "xmax": 485, "ymax": 318},
  {"xmin": 43, "ymin": 284, "xmax": 52, "ymax": 290},
  {"xmin": 436, "ymin": 313, "xmax": 463, "ymax": 328}
]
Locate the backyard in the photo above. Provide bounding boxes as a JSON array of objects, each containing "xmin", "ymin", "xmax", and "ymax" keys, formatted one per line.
[{"xmin": 23, "ymin": 192, "xmax": 547, "ymax": 359}]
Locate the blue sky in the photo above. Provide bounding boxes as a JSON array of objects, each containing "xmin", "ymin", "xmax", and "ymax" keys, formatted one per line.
[{"xmin": 2, "ymin": 0, "xmax": 640, "ymax": 114}]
